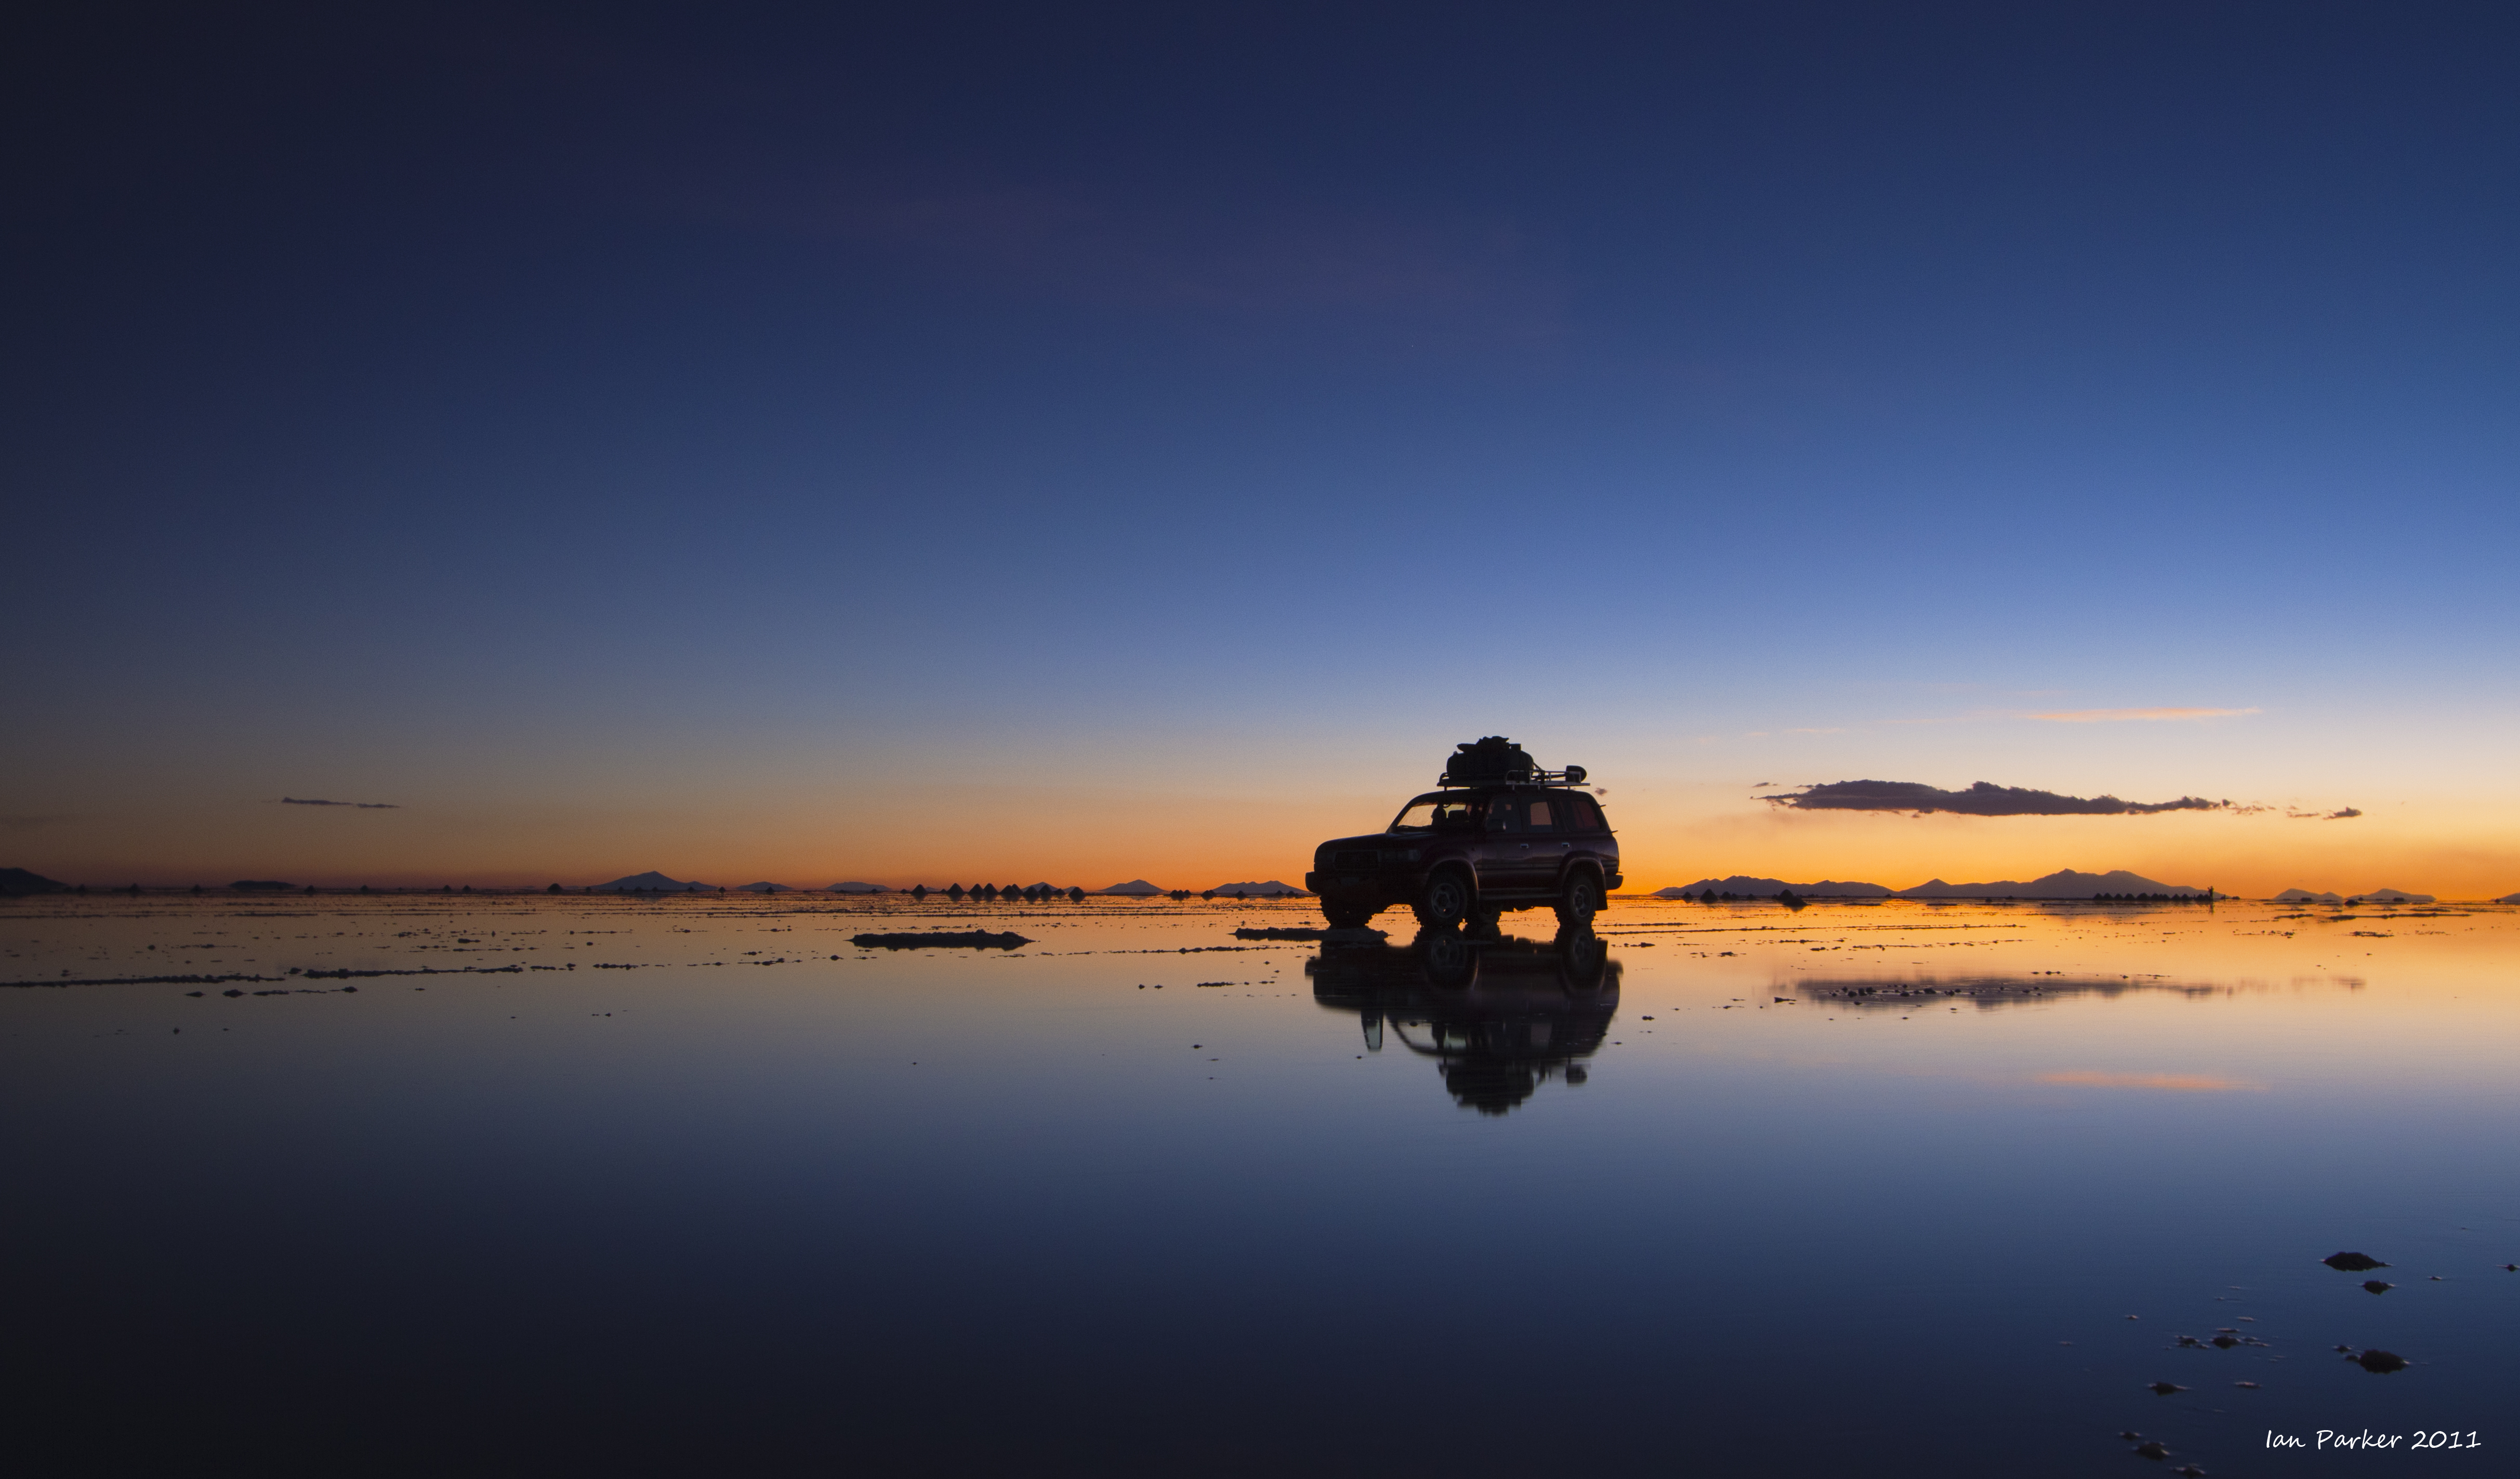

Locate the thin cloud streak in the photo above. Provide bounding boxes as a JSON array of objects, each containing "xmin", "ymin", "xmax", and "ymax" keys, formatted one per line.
[
  {"xmin": 677, "ymin": 170, "xmax": 1570, "ymax": 347},
  {"xmin": 2024, "ymin": 706, "xmax": 2260, "ymax": 722},
  {"xmin": 280, "ymin": 797, "xmax": 401, "ymax": 810},
  {"xmin": 1872, "ymin": 706, "xmax": 2260, "ymax": 728}
]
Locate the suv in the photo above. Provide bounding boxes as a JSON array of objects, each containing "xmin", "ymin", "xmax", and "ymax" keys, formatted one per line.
[{"xmin": 1303, "ymin": 738, "xmax": 1621, "ymax": 931}]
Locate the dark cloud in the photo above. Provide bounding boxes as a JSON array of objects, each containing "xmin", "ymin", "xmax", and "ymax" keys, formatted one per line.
[
  {"xmin": 2321, "ymin": 807, "xmax": 2362, "ymax": 820},
  {"xmin": 281, "ymin": 797, "xmax": 400, "ymax": 809},
  {"xmin": 1760, "ymin": 780, "xmax": 2228, "ymax": 816}
]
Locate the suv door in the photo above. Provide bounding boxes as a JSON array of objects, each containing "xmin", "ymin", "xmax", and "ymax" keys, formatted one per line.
[
  {"xmin": 1473, "ymin": 794, "xmax": 1525, "ymax": 896},
  {"xmin": 1481, "ymin": 793, "xmax": 1562, "ymax": 897},
  {"xmin": 1559, "ymin": 789, "xmax": 1608, "ymax": 886},
  {"xmin": 1518, "ymin": 792, "xmax": 1571, "ymax": 894}
]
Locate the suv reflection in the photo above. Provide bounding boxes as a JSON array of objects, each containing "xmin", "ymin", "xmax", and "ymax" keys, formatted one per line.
[{"xmin": 1308, "ymin": 930, "xmax": 1620, "ymax": 1115}]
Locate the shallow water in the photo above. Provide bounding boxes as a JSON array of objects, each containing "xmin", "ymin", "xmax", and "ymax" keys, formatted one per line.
[{"xmin": 4, "ymin": 893, "xmax": 2514, "ymax": 1475}]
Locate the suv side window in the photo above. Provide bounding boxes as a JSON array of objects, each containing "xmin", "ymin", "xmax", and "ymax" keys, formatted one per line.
[
  {"xmin": 1568, "ymin": 794, "xmax": 1604, "ymax": 830},
  {"xmin": 1484, "ymin": 797, "xmax": 1520, "ymax": 833},
  {"xmin": 1523, "ymin": 798, "xmax": 1559, "ymax": 830}
]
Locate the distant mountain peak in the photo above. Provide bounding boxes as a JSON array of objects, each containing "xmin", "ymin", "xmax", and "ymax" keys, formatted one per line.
[
  {"xmin": 1098, "ymin": 879, "xmax": 1163, "ymax": 895},
  {"xmin": 591, "ymin": 870, "xmax": 712, "ymax": 892},
  {"xmin": 1, "ymin": 867, "xmax": 70, "ymax": 896}
]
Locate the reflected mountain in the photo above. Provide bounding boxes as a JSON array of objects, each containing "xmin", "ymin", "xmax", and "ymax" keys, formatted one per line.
[
  {"xmin": 1309, "ymin": 929, "xmax": 1620, "ymax": 1115},
  {"xmin": 1793, "ymin": 971, "xmax": 2364, "ymax": 1011}
]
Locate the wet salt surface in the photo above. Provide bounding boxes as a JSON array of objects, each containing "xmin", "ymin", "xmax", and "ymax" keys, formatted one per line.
[{"xmin": 4, "ymin": 893, "xmax": 2516, "ymax": 1476}]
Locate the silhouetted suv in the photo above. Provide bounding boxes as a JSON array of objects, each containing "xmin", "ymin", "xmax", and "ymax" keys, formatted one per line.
[{"xmin": 1303, "ymin": 738, "xmax": 1621, "ymax": 931}]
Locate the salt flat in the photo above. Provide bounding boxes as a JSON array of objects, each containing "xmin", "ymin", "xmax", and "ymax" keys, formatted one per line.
[{"xmin": 4, "ymin": 892, "xmax": 2513, "ymax": 1475}]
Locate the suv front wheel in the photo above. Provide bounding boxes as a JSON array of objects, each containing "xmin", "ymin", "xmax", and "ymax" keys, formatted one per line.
[{"xmin": 1413, "ymin": 868, "xmax": 1474, "ymax": 929}]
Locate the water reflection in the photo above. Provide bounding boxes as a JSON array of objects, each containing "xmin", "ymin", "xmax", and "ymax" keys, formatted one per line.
[
  {"xmin": 1308, "ymin": 929, "xmax": 1619, "ymax": 1114},
  {"xmin": 1792, "ymin": 970, "xmax": 2363, "ymax": 1010}
]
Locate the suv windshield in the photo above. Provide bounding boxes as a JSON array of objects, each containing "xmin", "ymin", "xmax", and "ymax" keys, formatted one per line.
[{"xmin": 1390, "ymin": 798, "xmax": 1479, "ymax": 833}]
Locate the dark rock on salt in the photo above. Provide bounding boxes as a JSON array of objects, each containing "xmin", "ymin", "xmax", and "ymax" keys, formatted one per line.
[
  {"xmin": 2353, "ymin": 1349, "xmax": 2407, "ymax": 1374},
  {"xmin": 2323, "ymin": 1251, "xmax": 2387, "ymax": 1272},
  {"xmin": 1232, "ymin": 925, "xmax": 1387, "ymax": 944},
  {"xmin": 2362, "ymin": 1280, "xmax": 2392, "ymax": 1294},
  {"xmin": 848, "ymin": 931, "xmax": 1033, "ymax": 951},
  {"xmin": 2134, "ymin": 1439, "xmax": 2170, "ymax": 1459},
  {"xmin": 2211, "ymin": 1335, "xmax": 2240, "ymax": 1349},
  {"xmin": 2148, "ymin": 1381, "xmax": 2185, "ymax": 1395}
]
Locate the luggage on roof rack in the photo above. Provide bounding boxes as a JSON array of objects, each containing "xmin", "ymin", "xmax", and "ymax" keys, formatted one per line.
[
  {"xmin": 1443, "ymin": 736, "xmax": 1533, "ymax": 786},
  {"xmin": 1439, "ymin": 736, "xmax": 1589, "ymax": 788}
]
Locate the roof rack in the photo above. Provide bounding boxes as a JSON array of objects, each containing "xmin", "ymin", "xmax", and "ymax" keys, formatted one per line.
[{"xmin": 1435, "ymin": 765, "xmax": 1588, "ymax": 790}]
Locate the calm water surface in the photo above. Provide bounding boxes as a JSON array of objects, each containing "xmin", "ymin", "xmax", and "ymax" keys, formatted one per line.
[{"xmin": 5, "ymin": 893, "xmax": 2515, "ymax": 1475}]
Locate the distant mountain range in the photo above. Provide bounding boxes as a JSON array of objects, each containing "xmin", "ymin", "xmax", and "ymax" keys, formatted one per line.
[
  {"xmin": 827, "ymin": 881, "xmax": 886, "ymax": 893},
  {"xmin": 1658, "ymin": 868, "xmax": 2210, "ymax": 899},
  {"xmin": 1658, "ymin": 876, "xmax": 1890, "ymax": 898},
  {"xmin": 2278, "ymin": 886, "xmax": 2435, "ymax": 904},
  {"xmin": 2500, "ymin": 892, "xmax": 2520, "ymax": 906},
  {"xmin": 1897, "ymin": 869, "xmax": 2208, "ymax": 899},
  {"xmin": 1098, "ymin": 879, "xmax": 1164, "ymax": 895},
  {"xmin": 1207, "ymin": 880, "xmax": 1308, "ymax": 896},
  {"xmin": 591, "ymin": 871, "xmax": 713, "ymax": 892},
  {"xmin": 733, "ymin": 882, "xmax": 793, "ymax": 893}
]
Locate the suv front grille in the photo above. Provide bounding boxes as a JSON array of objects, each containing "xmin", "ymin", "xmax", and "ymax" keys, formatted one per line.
[{"xmin": 1332, "ymin": 850, "xmax": 1381, "ymax": 869}]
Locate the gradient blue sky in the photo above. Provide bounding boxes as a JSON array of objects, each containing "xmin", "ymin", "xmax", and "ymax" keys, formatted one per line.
[{"xmin": 6, "ymin": 2, "xmax": 2517, "ymax": 892}]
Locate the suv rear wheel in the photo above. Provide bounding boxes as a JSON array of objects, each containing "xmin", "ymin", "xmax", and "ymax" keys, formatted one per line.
[
  {"xmin": 1412, "ymin": 868, "xmax": 1474, "ymax": 929},
  {"xmin": 1553, "ymin": 869, "xmax": 1603, "ymax": 929}
]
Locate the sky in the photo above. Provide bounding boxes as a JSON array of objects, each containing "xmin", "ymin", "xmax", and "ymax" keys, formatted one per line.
[{"xmin": 5, "ymin": 1, "xmax": 2517, "ymax": 896}]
